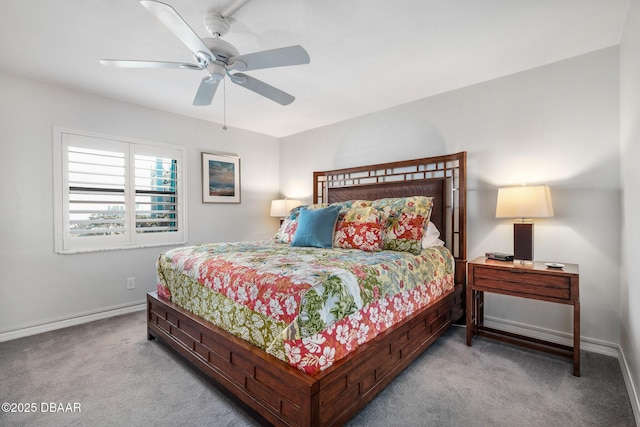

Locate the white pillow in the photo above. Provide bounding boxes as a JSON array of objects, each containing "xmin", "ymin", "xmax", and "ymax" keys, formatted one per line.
[{"xmin": 422, "ymin": 221, "xmax": 445, "ymax": 248}]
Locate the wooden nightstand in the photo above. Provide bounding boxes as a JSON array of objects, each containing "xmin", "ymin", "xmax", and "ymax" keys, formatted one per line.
[{"xmin": 466, "ymin": 256, "xmax": 580, "ymax": 376}]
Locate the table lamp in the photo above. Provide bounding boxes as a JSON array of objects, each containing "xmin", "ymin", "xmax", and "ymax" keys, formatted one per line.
[
  {"xmin": 495, "ymin": 185, "xmax": 554, "ymax": 262},
  {"xmin": 270, "ymin": 198, "xmax": 301, "ymax": 224}
]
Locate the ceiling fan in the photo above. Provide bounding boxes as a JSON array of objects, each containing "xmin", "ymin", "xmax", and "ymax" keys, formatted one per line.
[{"xmin": 100, "ymin": 0, "xmax": 310, "ymax": 106}]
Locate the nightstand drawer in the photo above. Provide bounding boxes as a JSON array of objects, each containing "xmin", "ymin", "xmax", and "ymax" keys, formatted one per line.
[{"xmin": 472, "ymin": 266, "xmax": 571, "ymax": 300}]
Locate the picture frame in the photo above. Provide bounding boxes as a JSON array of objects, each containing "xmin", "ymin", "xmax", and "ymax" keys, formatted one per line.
[{"xmin": 201, "ymin": 152, "xmax": 240, "ymax": 203}]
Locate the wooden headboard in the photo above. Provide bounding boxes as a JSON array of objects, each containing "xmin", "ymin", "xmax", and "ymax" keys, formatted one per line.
[{"xmin": 313, "ymin": 152, "xmax": 467, "ymax": 285}]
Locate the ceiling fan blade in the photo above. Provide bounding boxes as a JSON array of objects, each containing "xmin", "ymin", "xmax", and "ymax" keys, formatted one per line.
[
  {"xmin": 230, "ymin": 73, "xmax": 295, "ymax": 105},
  {"xmin": 193, "ymin": 76, "xmax": 221, "ymax": 106},
  {"xmin": 228, "ymin": 45, "xmax": 310, "ymax": 72},
  {"xmin": 99, "ymin": 59, "xmax": 203, "ymax": 70},
  {"xmin": 140, "ymin": 0, "xmax": 213, "ymax": 62}
]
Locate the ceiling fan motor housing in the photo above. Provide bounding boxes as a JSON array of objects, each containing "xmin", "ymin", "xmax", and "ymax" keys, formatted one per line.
[{"xmin": 203, "ymin": 37, "xmax": 239, "ymax": 63}]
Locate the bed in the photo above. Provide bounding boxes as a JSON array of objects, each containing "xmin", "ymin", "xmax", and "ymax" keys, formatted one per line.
[{"xmin": 147, "ymin": 152, "xmax": 467, "ymax": 426}]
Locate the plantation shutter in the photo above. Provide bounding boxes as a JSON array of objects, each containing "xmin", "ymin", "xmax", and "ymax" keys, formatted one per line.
[
  {"xmin": 132, "ymin": 143, "xmax": 184, "ymax": 247},
  {"xmin": 68, "ymin": 144, "xmax": 127, "ymax": 237},
  {"xmin": 55, "ymin": 130, "xmax": 186, "ymax": 253}
]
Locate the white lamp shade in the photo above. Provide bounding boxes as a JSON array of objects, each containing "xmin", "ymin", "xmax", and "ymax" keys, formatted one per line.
[
  {"xmin": 495, "ymin": 185, "xmax": 554, "ymax": 219},
  {"xmin": 270, "ymin": 199, "xmax": 301, "ymax": 218}
]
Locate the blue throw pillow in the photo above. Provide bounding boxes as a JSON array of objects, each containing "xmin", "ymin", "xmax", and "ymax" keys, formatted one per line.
[{"xmin": 290, "ymin": 205, "xmax": 341, "ymax": 248}]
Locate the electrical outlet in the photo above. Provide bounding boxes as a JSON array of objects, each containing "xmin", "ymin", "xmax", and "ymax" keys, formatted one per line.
[{"xmin": 126, "ymin": 277, "xmax": 135, "ymax": 290}]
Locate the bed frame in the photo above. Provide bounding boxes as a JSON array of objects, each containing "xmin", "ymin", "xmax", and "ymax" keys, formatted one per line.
[{"xmin": 147, "ymin": 152, "xmax": 467, "ymax": 426}]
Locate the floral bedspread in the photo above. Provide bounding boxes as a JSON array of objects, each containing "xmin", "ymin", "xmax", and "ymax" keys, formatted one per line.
[{"xmin": 157, "ymin": 240, "xmax": 454, "ymax": 374}]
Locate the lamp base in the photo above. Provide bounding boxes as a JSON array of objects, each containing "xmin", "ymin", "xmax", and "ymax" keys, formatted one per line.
[{"xmin": 513, "ymin": 222, "xmax": 533, "ymax": 261}]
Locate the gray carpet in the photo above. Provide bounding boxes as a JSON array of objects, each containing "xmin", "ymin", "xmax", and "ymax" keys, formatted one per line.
[{"xmin": 0, "ymin": 311, "xmax": 635, "ymax": 427}]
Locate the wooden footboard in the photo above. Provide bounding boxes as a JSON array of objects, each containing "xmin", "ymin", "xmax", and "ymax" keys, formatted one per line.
[{"xmin": 147, "ymin": 283, "xmax": 464, "ymax": 426}]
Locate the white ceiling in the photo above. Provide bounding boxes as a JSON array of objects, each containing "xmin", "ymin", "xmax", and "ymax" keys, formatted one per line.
[{"xmin": 0, "ymin": 0, "xmax": 630, "ymax": 137}]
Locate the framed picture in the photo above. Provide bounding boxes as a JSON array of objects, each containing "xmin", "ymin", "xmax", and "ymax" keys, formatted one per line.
[{"xmin": 201, "ymin": 153, "xmax": 240, "ymax": 203}]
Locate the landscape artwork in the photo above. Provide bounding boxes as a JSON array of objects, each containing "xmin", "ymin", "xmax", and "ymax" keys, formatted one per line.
[{"xmin": 202, "ymin": 153, "xmax": 240, "ymax": 203}]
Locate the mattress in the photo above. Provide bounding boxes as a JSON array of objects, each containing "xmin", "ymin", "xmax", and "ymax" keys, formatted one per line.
[{"xmin": 157, "ymin": 240, "xmax": 454, "ymax": 374}]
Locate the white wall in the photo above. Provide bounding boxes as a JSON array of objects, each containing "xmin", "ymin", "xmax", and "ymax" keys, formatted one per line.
[
  {"xmin": 0, "ymin": 72, "xmax": 280, "ymax": 334},
  {"xmin": 620, "ymin": 0, "xmax": 640, "ymax": 416},
  {"xmin": 281, "ymin": 47, "xmax": 621, "ymax": 349}
]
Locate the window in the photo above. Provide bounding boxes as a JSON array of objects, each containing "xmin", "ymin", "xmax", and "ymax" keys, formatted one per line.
[{"xmin": 54, "ymin": 129, "xmax": 187, "ymax": 253}]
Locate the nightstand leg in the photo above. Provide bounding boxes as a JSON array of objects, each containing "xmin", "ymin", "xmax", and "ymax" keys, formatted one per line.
[
  {"xmin": 573, "ymin": 301, "xmax": 580, "ymax": 376},
  {"xmin": 466, "ymin": 288, "xmax": 484, "ymax": 346},
  {"xmin": 466, "ymin": 285, "xmax": 473, "ymax": 345},
  {"xmin": 477, "ymin": 291, "xmax": 484, "ymax": 328}
]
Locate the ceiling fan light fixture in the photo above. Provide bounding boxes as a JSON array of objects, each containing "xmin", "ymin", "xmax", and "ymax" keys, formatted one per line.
[{"xmin": 207, "ymin": 63, "xmax": 226, "ymax": 80}]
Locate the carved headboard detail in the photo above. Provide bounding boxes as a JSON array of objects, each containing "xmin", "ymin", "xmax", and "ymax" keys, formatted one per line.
[{"xmin": 313, "ymin": 152, "xmax": 467, "ymax": 285}]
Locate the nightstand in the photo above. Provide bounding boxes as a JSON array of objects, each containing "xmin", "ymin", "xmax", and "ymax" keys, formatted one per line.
[{"xmin": 466, "ymin": 257, "xmax": 580, "ymax": 376}]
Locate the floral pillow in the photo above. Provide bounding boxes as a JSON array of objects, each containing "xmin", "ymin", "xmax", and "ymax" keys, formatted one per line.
[
  {"xmin": 383, "ymin": 212, "xmax": 428, "ymax": 254},
  {"xmin": 371, "ymin": 196, "xmax": 434, "ymax": 254},
  {"xmin": 275, "ymin": 205, "xmax": 307, "ymax": 243},
  {"xmin": 371, "ymin": 196, "xmax": 433, "ymax": 219},
  {"xmin": 332, "ymin": 199, "xmax": 372, "ymax": 210},
  {"xmin": 275, "ymin": 200, "xmax": 372, "ymax": 244},
  {"xmin": 334, "ymin": 206, "xmax": 387, "ymax": 252}
]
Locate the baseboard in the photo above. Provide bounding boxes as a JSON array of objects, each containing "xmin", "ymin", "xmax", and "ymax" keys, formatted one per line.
[
  {"xmin": 0, "ymin": 302, "xmax": 146, "ymax": 342},
  {"xmin": 618, "ymin": 345, "xmax": 640, "ymax": 426},
  {"xmin": 470, "ymin": 317, "xmax": 638, "ymax": 424},
  {"xmin": 483, "ymin": 316, "xmax": 619, "ymax": 357}
]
